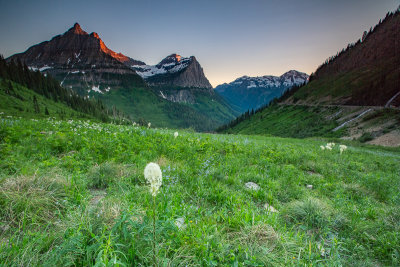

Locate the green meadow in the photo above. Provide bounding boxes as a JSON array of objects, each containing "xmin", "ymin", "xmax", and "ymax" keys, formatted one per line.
[{"xmin": 0, "ymin": 116, "xmax": 399, "ymax": 266}]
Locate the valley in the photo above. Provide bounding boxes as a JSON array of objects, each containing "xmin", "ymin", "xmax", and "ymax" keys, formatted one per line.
[{"xmin": 0, "ymin": 2, "xmax": 399, "ymax": 266}]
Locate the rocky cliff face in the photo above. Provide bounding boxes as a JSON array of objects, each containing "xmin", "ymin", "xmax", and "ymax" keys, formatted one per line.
[
  {"xmin": 132, "ymin": 53, "xmax": 213, "ymax": 103},
  {"xmin": 7, "ymin": 23, "xmax": 145, "ymax": 95},
  {"xmin": 215, "ymin": 70, "xmax": 309, "ymax": 112},
  {"xmin": 132, "ymin": 54, "xmax": 212, "ymax": 89}
]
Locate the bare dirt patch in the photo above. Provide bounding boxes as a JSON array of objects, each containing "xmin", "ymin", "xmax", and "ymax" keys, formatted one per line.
[{"xmin": 367, "ymin": 131, "xmax": 400, "ymax": 147}]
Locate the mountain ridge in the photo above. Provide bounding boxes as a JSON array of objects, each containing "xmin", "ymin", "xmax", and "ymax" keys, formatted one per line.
[{"xmin": 215, "ymin": 70, "xmax": 308, "ymax": 112}]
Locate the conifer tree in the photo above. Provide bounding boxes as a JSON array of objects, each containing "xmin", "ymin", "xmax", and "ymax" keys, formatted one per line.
[{"xmin": 33, "ymin": 95, "xmax": 40, "ymax": 113}]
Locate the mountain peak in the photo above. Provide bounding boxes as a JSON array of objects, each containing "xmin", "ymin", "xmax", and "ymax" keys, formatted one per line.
[
  {"xmin": 67, "ymin": 22, "xmax": 88, "ymax": 35},
  {"xmin": 90, "ymin": 32, "xmax": 100, "ymax": 39},
  {"xmin": 168, "ymin": 53, "xmax": 181, "ymax": 61}
]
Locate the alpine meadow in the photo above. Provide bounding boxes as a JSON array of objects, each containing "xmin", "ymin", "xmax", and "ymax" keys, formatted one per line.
[{"xmin": 1, "ymin": 1, "xmax": 399, "ymax": 266}]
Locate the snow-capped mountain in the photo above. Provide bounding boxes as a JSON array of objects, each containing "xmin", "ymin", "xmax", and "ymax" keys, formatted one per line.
[
  {"xmin": 132, "ymin": 54, "xmax": 212, "ymax": 89},
  {"xmin": 215, "ymin": 70, "xmax": 309, "ymax": 112}
]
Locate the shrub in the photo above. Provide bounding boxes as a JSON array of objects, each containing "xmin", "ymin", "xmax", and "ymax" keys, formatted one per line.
[
  {"xmin": 282, "ymin": 197, "xmax": 331, "ymax": 231},
  {"xmin": 358, "ymin": 132, "xmax": 373, "ymax": 143},
  {"xmin": 0, "ymin": 175, "xmax": 67, "ymax": 228},
  {"xmin": 87, "ymin": 162, "xmax": 119, "ymax": 189}
]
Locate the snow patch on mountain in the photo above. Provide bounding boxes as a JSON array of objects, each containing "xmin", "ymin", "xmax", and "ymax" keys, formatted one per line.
[
  {"xmin": 132, "ymin": 55, "xmax": 192, "ymax": 79},
  {"xmin": 89, "ymin": 85, "xmax": 103, "ymax": 94},
  {"xmin": 28, "ymin": 65, "xmax": 53, "ymax": 72}
]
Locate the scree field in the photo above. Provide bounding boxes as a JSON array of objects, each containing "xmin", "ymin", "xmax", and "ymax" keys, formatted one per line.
[{"xmin": 0, "ymin": 116, "xmax": 399, "ymax": 266}]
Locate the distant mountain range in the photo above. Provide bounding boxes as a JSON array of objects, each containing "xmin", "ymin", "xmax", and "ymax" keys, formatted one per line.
[
  {"xmin": 6, "ymin": 23, "xmax": 238, "ymax": 131},
  {"xmin": 215, "ymin": 70, "xmax": 308, "ymax": 112}
]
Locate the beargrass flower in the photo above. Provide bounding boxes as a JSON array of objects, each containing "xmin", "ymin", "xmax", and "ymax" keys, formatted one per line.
[
  {"xmin": 320, "ymin": 145, "xmax": 325, "ymax": 150},
  {"xmin": 339, "ymin": 144, "xmax": 347, "ymax": 154},
  {"xmin": 144, "ymin": 162, "xmax": 162, "ymax": 197},
  {"xmin": 144, "ymin": 162, "xmax": 162, "ymax": 266},
  {"xmin": 325, "ymin": 142, "xmax": 335, "ymax": 150},
  {"xmin": 174, "ymin": 131, "xmax": 178, "ymax": 138},
  {"xmin": 148, "ymin": 122, "xmax": 151, "ymax": 128}
]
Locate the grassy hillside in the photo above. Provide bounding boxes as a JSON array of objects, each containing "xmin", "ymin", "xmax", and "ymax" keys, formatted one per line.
[
  {"xmin": 99, "ymin": 85, "xmax": 237, "ymax": 132},
  {"xmin": 1, "ymin": 116, "xmax": 399, "ymax": 266},
  {"xmin": 0, "ymin": 78, "xmax": 107, "ymax": 121},
  {"xmin": 220, "ymin": 105, "xmax": 345, "ymax": 138},
  {"xmin": 219, "ymin": 104, "xmax": 400, "ymax": 145}
]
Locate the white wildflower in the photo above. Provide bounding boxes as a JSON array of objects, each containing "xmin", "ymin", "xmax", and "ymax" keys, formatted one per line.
[
  {"xmin": 148, "ymin": 122, "xmax": 151, "ymax": 128},
  {"xmin": 174, "ymin": 132, "xmax": 178, "ymax": 138},
  {"xmin": 144, "ymin": 162, "xmax": 162, "ymax": 197},
  {"xmin": 339, "ymin": 144, "xmax": 347, "ymax": 154},
  {"xmin": 325, "ymin": 142, "xmax": 335, "ymax": 150},
  {"xmin": 264, "ymin": 203, "xmax": 278, "ymax": 213},
  {"xmin": 320, "ymin": 145, "xmax": 325, "ymax": 150},
  {"xmin": 175, "ymin": 217, "xmax": 186, "ymax": 230}
]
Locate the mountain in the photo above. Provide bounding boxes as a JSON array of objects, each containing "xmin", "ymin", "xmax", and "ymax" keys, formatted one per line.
[
  {"xmin": 6, "ymin": 23, "xmax": 238, "ymax": 131},
  {"xmin": 7, "ymin": 23, "xmax": 145, "ymax": 95},
  {"xmin": 283, "ymin": 9, "xmax": 400, "ymax": 107},
  {"xmin": 215, "ymin": 70, "xmax": 308, "ymax": 112},
  {"xmin": 131, "ymin": 53, "xmax": 215, "ymax": 104},
  {"xmin": 132, "ymin": 54, "xmax": 212, "ymax": 89},
  {"xmin": 218, "ymin": 7, "xmax": 400, "ymax": 146},
  {"xmin": 130, "ymin": 53, "xmax": 238, "ymax": 122}
]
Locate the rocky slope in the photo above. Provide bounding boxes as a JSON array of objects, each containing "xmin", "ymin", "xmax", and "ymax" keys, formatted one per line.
[
  {"xmin": 7, "ymin": 23, "xmax": 145, "ymax": 95},
  {"xmin": 215, "ymin": 70, "xmax": 308, "ymax": 112},
  {"xmin": 132, "ymin": 54, "xmax": 212, "ymax": 89},
  {"xmin": 131, "ymin": 54, "xmax": 213, "ymax": 103}
]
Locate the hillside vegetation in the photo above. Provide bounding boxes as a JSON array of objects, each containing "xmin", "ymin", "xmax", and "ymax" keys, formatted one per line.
[
  {"xmin": 0, "ymin": 56, "xmax": 130, "ymax": 123},
  {"xmin": 287, "ymin": 8, "xmax": 400, "ymax": 106},
  {"xmin": 0, "ymin": 116, "xmax": 399, "ymax": 266}
]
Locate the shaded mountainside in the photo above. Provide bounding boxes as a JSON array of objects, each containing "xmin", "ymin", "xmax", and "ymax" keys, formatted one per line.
[
  {"xmin": 6, "ymin": 24, "xmax": 238, "ymax": 131},
  {"xmin": 285, "ymin": 8, "xmax": 400, "ymax": 106},
  {"xmin": 215, "ymin": 70, "xmax": 308, "ymax": 113},
  {"xmin": 219, "ymin": 7, "xmax": 400, "ymax": 146}
]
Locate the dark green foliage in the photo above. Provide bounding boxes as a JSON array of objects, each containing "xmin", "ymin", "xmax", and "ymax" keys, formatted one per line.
[
  {"xmin": 33, "ymin": 95, "xmax": 40, "ymax": 113},
  {"xmin": 359, "ymin": 132, "xmax": 374, "ymax": 143}
]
